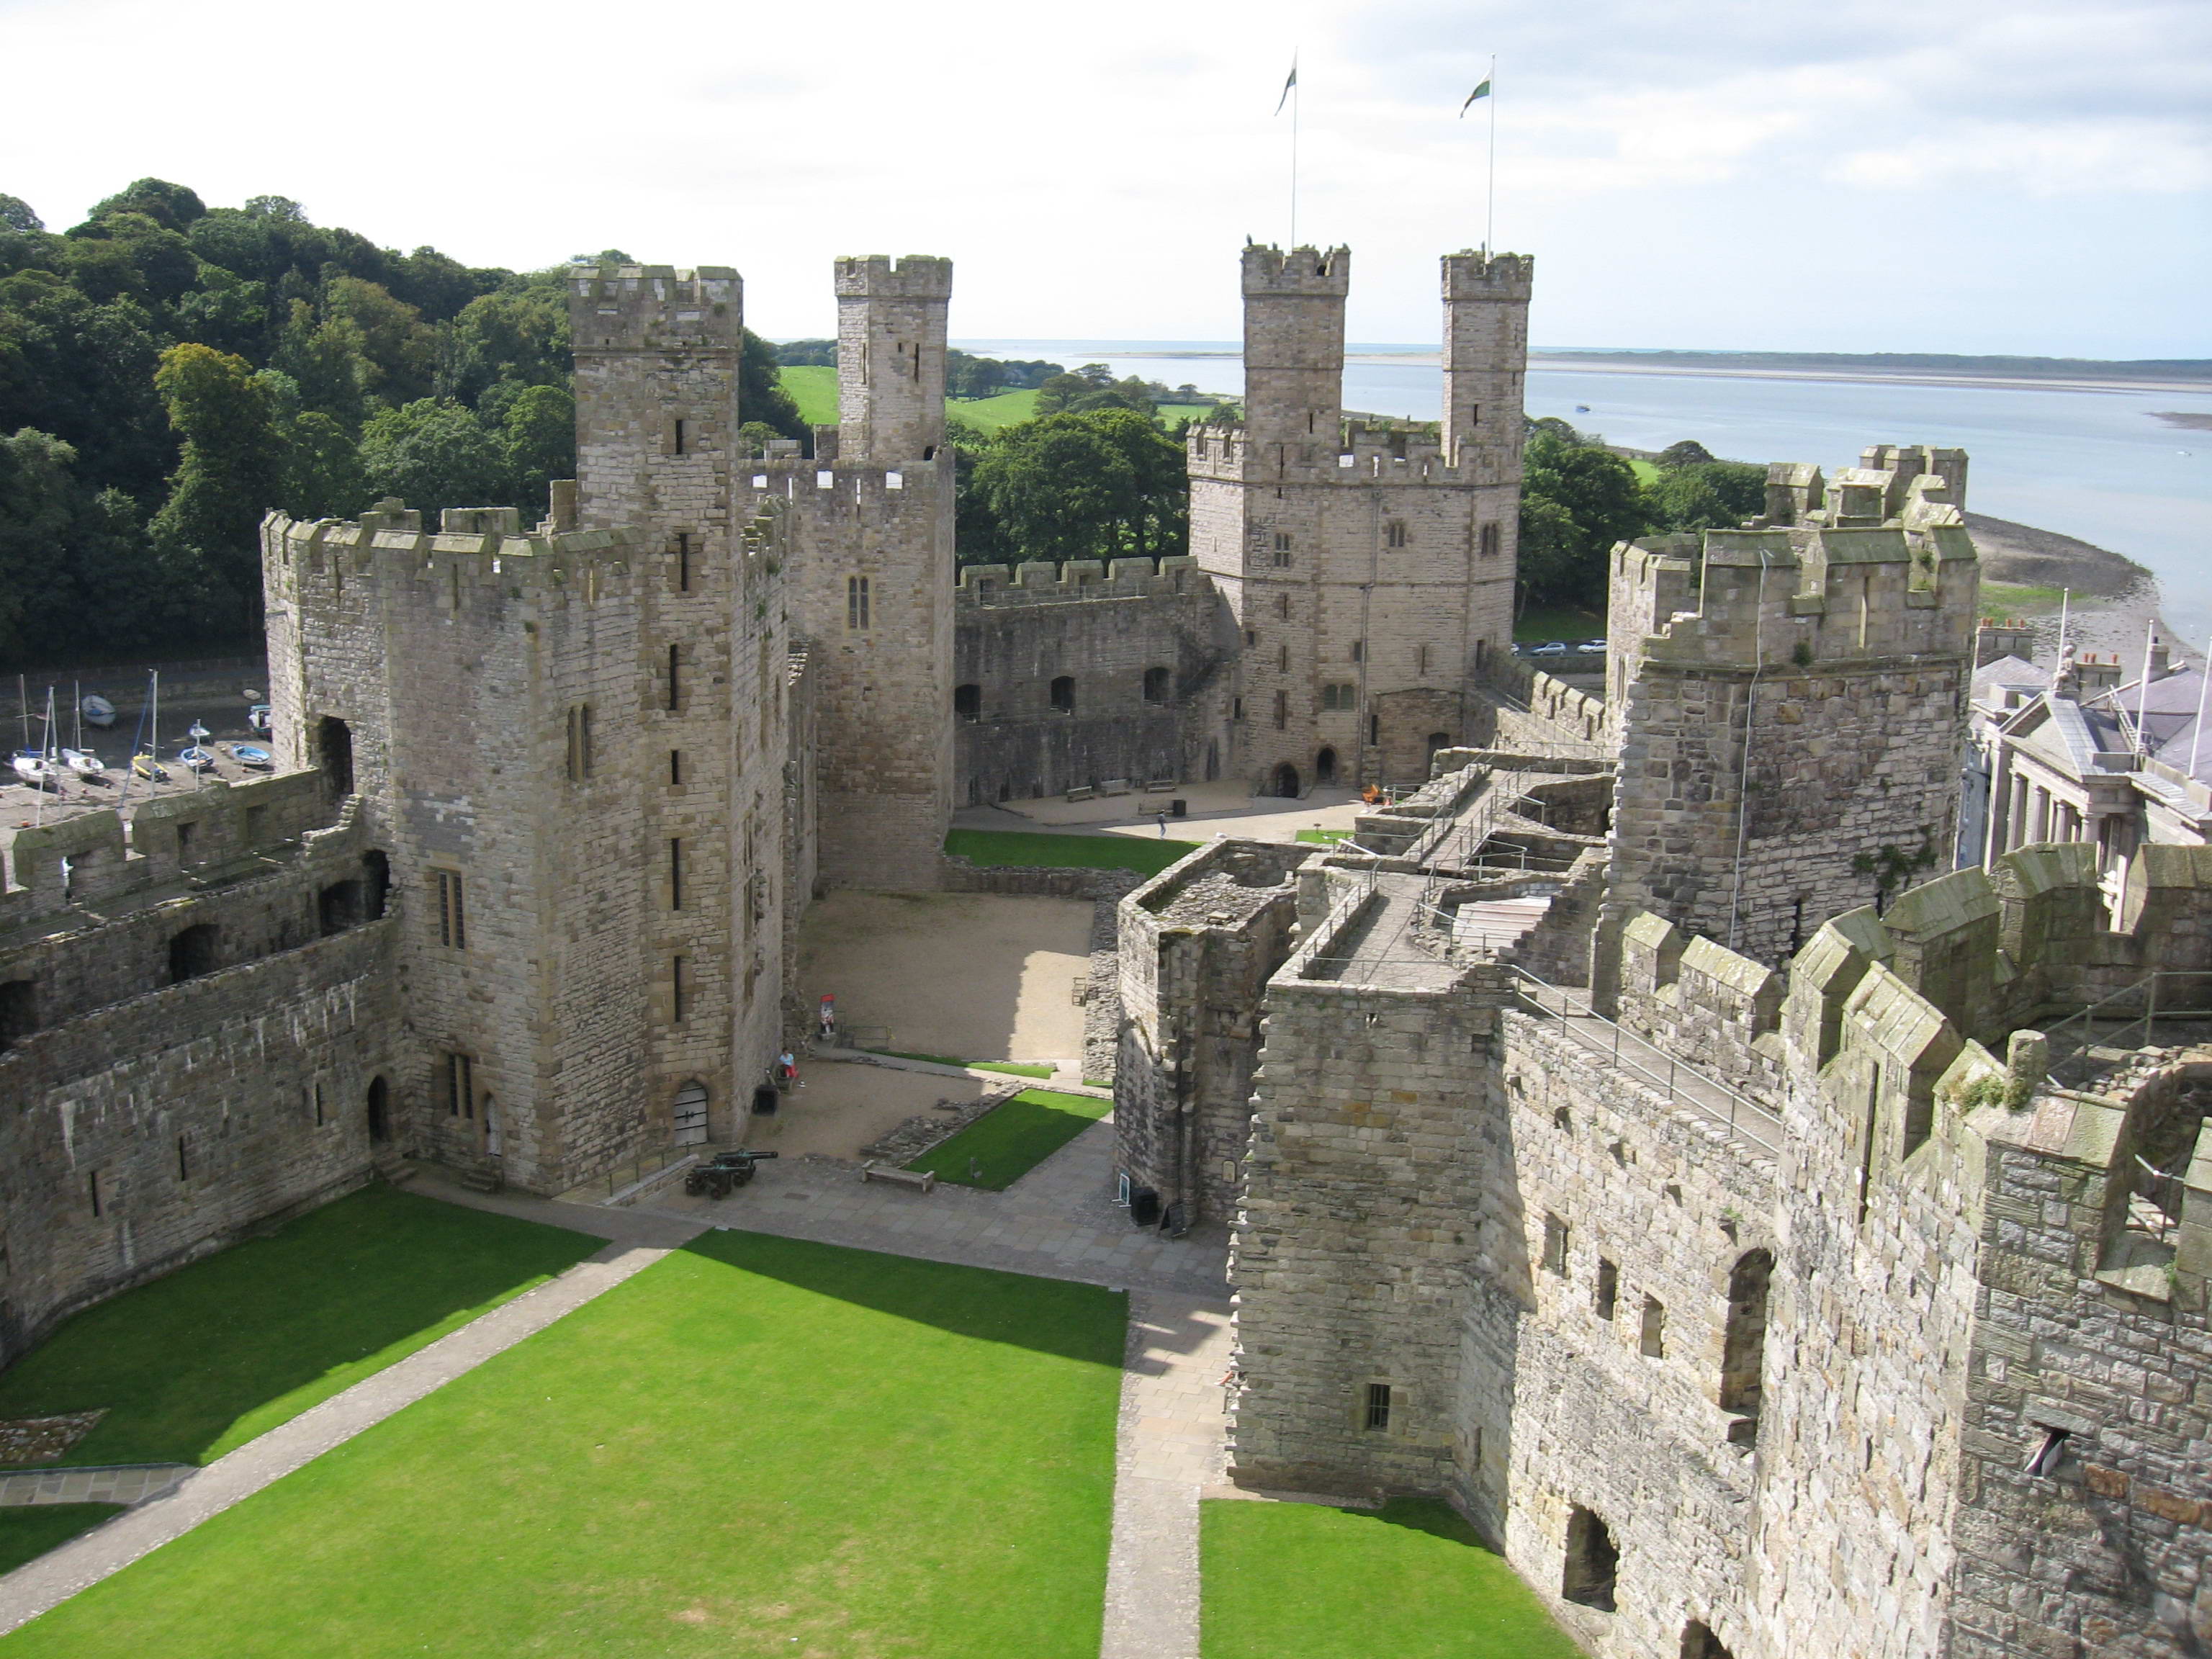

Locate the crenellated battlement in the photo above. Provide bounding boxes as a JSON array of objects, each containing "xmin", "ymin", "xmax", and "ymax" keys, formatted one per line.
[
  {"xmin": 1241, "ymin": 242, "xmax": 1350, "ymax": 295},
  {"xmin": 1185, "ymin": 422, "xmax": 1493, "ymax": 487},
  {"xmin": 567, "ymin": 264, "xmax": 742, "ymax": 354},
  {"xmin": 952, "ymin": 556, "xmax": 1202, "ymax": 608},
  {"xmin": 1441, "ymin": 248, "xmax": 1534, "ymax": 301},
  {"xmin": 264, "ymin": 504, "xmax": 644, "ymax": 617},
  {"xmin": 833, "ymin": 254, "xmax": 953, "ymax": 300}
]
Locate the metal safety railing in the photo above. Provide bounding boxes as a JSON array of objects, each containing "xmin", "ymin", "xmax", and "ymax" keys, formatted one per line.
[
  {"xmin": 2041, "ymin": 971, "xmax": 2212, "ymax": 1088},
  {"xmin": 1504, "ymin": 964, "xmax": 1786, "ymax": 1158}
]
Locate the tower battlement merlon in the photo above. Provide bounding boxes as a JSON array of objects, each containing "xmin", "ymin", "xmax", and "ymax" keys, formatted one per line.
[
  {"xmin": 566, "ymin": 264, "xmax": 744, "ymax": 354},
  {"xmin": 1241, "ymin": 242, "xmax": 1352, "ymax": 296},
  {"xmin": 1441, "ymin": 248, "xmax": 1534, "ymax": 301},
  {"xmin": 832, "ymin": 254, "xmax": 953, "ymax": 301}
]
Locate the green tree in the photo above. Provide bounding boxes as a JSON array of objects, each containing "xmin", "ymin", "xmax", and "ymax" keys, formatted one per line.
[
  {"xmin": 359, "ymin": 398, "xmax": 504, "ymax": 519},
  {"xmin": 1655, "ymin": 439, "xmax": 1716, "ymax": 467},
  {"xmin": 279, "ymin": 411, "xmax": 367, "ymax": 520},
  {"xmin": 324, "ymin": 276, "xmax": 436, "ymax": 405},
  {"xmin": 85, "ymin": 178, "xmax": 207, "ymax": 233},
  {"xmin": 1642, "ymin": 459, "xmax": 1767, "ymax": 534},
  {"xmin": 500, "ymin": 384, "xmax": 574, "ymax": 519},
  {"xmin": 0, "ymin": 196, "xmax": 42, "ymax": 233},
  {"xmin": 972, "ymin": 408, "xmax": 1186, "ymax": 562},
  {"xmin": 148, "ymin": 343, "xmax": 279, "ymax": 634},
  {"xmin": 1517, "ymin": 431, "xmax": 1647, "ymax": 609},
  {"xmin": 740, "ymin": 330, "xmax": 806, "ymax": 441},
  {"xmin": 271, "ymin": 298, "xmax": 368, "ymax": 426}
]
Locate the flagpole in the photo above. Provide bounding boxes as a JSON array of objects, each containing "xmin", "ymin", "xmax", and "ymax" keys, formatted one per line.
[
  {"xmin": 1485, "ymin": 55, "xmax": 1497, "ymax": 256},
  {"xmin": 1290, "ymin": 63, "xmax": 1300, "ymax": 248}
]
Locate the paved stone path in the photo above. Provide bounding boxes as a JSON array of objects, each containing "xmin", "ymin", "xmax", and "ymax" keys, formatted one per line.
[
  {"xmin": 0, "ymin": 1205, "xmax": 702, "ymax": 1637},
  {"xmin": 1101, "ymin": 1292, "xmax": 1235, "ymax": 1659},
  {"xmin": 626, "ymin": 1115, "xmax": 1231, "ymax": 1300},
  {"xmin": 0, "ymin": 1465, "xmax": 188, "ymax": 1509}
]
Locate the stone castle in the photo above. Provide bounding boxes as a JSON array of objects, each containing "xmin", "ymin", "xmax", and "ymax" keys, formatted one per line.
[{"xmin": 0, "ymin": 235, "xmax": 2203, "ymax": 1658}]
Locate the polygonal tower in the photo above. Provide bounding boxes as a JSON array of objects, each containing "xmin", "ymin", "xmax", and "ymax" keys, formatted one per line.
[{"xmin": 1187, "ymin": 244, "xmax": 1531, "ymax": 793}]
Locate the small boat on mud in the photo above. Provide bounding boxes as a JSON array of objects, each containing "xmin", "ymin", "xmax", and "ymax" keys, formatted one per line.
[
  {"xmin": 79, "ymin": 694, "xmax": 116, "ymax": 728},
  {"xmin": 11, "ymin": 749, "xmax": 58, "ymax": 787},
  {"xmin": 226, "ymin": 742, "xmax": 273, "ymax": 770},
  {"xmin": 177, "ymin": 745, "xmax": 217, "ymax": 773},
  {"xmin": 61, "ymin": 747, "xmax": 106, "ymax": 779}
]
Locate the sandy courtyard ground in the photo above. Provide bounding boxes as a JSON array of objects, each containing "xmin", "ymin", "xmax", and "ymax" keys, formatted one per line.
[
  {"xmin": 742, "ymin": 1061, "xmax": 992, "ymax": 1159},
  {"xmin": 952, "ymin": 778, "xmax": 1368, "ymax": 846},
  {"xmin": 796, "ymin": 890, "xmax": 1092, "ymax": 1066}
]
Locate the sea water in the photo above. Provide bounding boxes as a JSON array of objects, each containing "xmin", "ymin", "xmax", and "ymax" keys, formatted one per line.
[{"xmin": 959, "ymin": 340, "xmax": 2212, "ymax": 642}]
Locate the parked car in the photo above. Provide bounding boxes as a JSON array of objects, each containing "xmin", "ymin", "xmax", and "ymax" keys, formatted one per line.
[
  {"xmin": 1579, "ymin": 638, "xmax": 1608, "ymax": 652},
  {"xmin": 1529, "ymin": 642, "xmax": 1570, "ymax": 657}
]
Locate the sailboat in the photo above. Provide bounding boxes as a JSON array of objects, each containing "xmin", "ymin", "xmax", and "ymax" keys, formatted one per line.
[
  {"xmin": 61, "ymin": 678, "xmax": 105, "ymax": 780},
  {"xmin": 129, "ymin": 670, "xmax": 169, "ymax": 783},
  {"xmin": 12, "ymin": 687, "xmax": 61, "ymax": 789}
]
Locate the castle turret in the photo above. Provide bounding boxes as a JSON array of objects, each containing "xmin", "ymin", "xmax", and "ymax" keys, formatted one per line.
[
  {"xmin": 835, "ymin": 256, "xmax": 953, "ymax": 467},
  {"xmin": 1441, "ymin": 251, "xmax": 1532, "ymax": 484},
  {"xmin": 1240, "ymin": 244, "xmax": 1349, "ymax": 469}
]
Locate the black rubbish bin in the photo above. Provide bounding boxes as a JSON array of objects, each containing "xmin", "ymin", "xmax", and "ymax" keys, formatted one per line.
[
  {"xmin": 1170, "ymin": 799, "xmax": 1187, "ymax": 817},
  {"xmin": 1129, "ymin": 1186, "xmax": 1161, "ymax": 1228}
]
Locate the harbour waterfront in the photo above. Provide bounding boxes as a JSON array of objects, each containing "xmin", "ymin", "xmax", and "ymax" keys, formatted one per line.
[{"xmin": 961, "ymin": 341, "xmax": 2212, "ymax": 643}]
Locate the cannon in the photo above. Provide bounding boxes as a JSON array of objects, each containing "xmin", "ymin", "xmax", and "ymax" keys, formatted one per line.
[{"xmin": 683, "ymin": 1148, "xmax": 778, "ymax": 1199}]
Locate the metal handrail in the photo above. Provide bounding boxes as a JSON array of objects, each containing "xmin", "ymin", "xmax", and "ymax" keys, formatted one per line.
[
  {"xmin": 1503, "ymin": 964, "xmax": 1785, "ymax": 1157},
  {"xmin": 2040, "ymin": 970, "xmax": 2212, "ymax": 1086}
]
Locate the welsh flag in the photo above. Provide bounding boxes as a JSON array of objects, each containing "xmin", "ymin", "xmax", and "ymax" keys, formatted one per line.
[{"xmin": 1460, "ymin": 79, "xmax": 1491, "ymax": 115}]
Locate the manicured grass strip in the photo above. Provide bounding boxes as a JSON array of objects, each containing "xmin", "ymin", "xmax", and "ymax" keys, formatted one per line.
[
  {"xmin": 1, "ymin": 1234, "xmax": 1124, "ymax": 1658},
  {"xmin": 973, "ymin": 1060, "xmax": 1056, "ymax": 1079},
  {"xmin": 777, "ymin": 363, "xmax": 837, "ymax": 426},
  {"xmin": 1297, "ymin": 828, "xmax": 1352, "ymax": 844},
  {"xmin": 1083, "ymin": 1078, "xmax": 1112, "ymax": 1089},
  {"xmin": 1511, "ymin": 605, "xmax": 1606, "ymax": 645},
  {"xmin": 0, "ymin": 1184, "xmax": 600, "ymax": 1468},
  {"xmin": 948, "ymin": 388, "xmax": 1040, "ymax": 431},
  {"xmin": 1982, "ymin": 579, "xmax": 2066, "ymax": 608},
  {"xmin": 946, "ymin": 827, "xmax": 1200, "ymax": 877},
  {"xmin": 869, "ymin": 1047, "xmax": 971, "ymax": 1068},
  {"xmin": 0, "ymin": 1506, "xmax": 122, "ymax": 1575},
  {"xmin": 1201, "ymin": 1496, "xmax": 1581, "ymax": 1659},
  {"xmin": 909, "ymin": 1089, "xmax": 1112, "ymax": 1190}
]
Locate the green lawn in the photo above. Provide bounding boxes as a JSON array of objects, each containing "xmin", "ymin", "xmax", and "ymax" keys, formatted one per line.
[
  {"xmin": 1512, "ymin": 606, "xmax": 1606, "ymax": 645},
  {"xmin": 778, "ymin": 363, "xmax": 837, "ymax": 426},
  {"xmin": 1628, "ymin": 457, "xmax": 1661, "ymax": 483},
  {"xmin": 1, "ymin": 1234, "xmax": 1124, "ymax": 1658},
  {"xmin": 0, "ymin": 1507, "xmax": 121, "ymax": 1576},
  {"xmin": 948, "ymin": 388, "xmax": 1040, "ymax": 431},
  {"xmin": 973, "ymin": 1060, "xmax": 1056, "ymax": 1079},
  {"xmin": 945, "ymin": 827, "xmax": 1200, "ymax": 876},
  {"xmin": 1201, "ymin": 1497, "xmax": 1581, "ymax": 1659},
  {"xmin": 908, "ymin": 1089, "xmax": 1113, "ymax": 1190},
  {"xmin": 1297, "ymin": 828, "xmax": 1353, "ymax": 845},
  {"xmin": 1980, "ymin": 579, "xmax": 2066, "ymax": 611},
  {"xmin": 0, "ymin": 1184, "xmax": 600, "ymax": 1468}
]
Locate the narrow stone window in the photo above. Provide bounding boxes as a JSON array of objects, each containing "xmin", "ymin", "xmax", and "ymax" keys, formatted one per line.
[
  {"xmin": 671, "ymin": 956, "xmax": 688, "ymax": 1024},
  {"xmin": 667, "ymin": 644, "xmax": 682, "ymax": 711},
  {"xmin": 433, "ymin": 871, "xmax": 466, "ymax": 950},
  {"xmin": 1542, "ymin": 1213, "xmax": 1570, "ymax": 1275},
  {"xmin": 1277, "ymin": 644, "xmax": 1289, "ymax": 673},
  {"xmin": 168, "ymin": 923, "xmax": 220, "ymax": 984},
  {"xmin": 1385, "ymin": 520, "xmax": 1409, "ymax": 549},
  {"xmin": 1364, "ymin": 1382, "xmax": 1392, "ymax": 1431},
  {"xmin": 673, "ymin": 418, "xmax": 687, "ymax": 456},
  {"xmin": 1277, "ymin": 593, "xmax": 1290, "ymax": 619},
  {"xmin": 954, "ymin": 683, "xmax": 982, "ymax": 722},
  {"xmin": 1480, "ymin": 522, "xmax": 1501, "ymax": 558},
  {"xmin": 1272, "ymin": 691, "xmax": 1288, "ymax": 730},
  {"xmin": 670, "ymin": 750, "xmax": 683, "ymax": 786},
  {"xmin": 2025, "ymin": 1426, "xmax": 2069, "ymax": 1477},
  {"xmin": 1640, "ymin": 1295, "xmax": 1667, "ymax": 1358},
  {"xmin": 1563, "ymin": 1506, "xmax": 1619, "ymax": 1611},
  {"xmin": 88, "ymin": 1169, "xmax": 101, "ymax": 1218},
  {"xmin": 1720, "ymin": 1249, "xmax": 1773, "ymax": 1434},
  {"xmin": 1370, "ymin": 714, "xmax": 1380, "ymax": 746},
  {"xmin": 313, "ymin": 1081, "xmax": 326, "ymax": 1127},
  {"xmin": 669, "ymin": 838, "xmax": 684, "ymax": 910},
  {"xmin": 565, "ymin": 705, "xmax": 595, "ymax": 781},
  {"xmin": 175, "ymin": 820, "xmax": 197, "ymax": 864},
  {"xmin": 1142, "ymin": 667, "xmax": 1170, "ymax": 704},
  {"xmin": 847, "ymin": 575, "xmax": 871, "ymax": 631},
  {"xmin": 1595, "ymin": 1258, "xmax": 1619, "ymax": 1321},
  {"xmin": 676, "ymin": 531, "xmax": 692, "ymax": 592},
  {"xmin": 1351, "ymin": 640, "xmax": 1364, "ymax": 663},
  {"xmin": 1419, "ymin": 643, "xmax": 1432, "ymax": 675},
  {"xmin": 1050, "ymin": 676, "xmax": 1075, "ymax": 714},
  {"xmin": 443, "ymin": 1051, "xmax": 475, "ymax": 1119},
  {"xmin": 176, "ymin": 1134, "xmax": 190, "ymax": 1182}
]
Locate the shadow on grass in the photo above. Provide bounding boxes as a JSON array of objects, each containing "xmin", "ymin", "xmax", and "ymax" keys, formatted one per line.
[
  {"xmin": 682, "ymin": 1229, "xmax": 1125, "ymax": 1371},
  {"xmin": 944, "ymin": 828, "xmax": 1200, "ymax": 877},
  {"xmin": 0, "ymin": 1504, "xmax": 123, "ymax": 1575},
  {"xmin": 0, "ymin": 1184, "xmax": 601, "ymax": 1468}
]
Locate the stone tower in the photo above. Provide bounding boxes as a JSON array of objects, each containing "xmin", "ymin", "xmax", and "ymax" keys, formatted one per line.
[
  {"xmin": 1187, "ymin": 245, "xmax": 1528, "ymax": 793},
  {"xmin": 779, "ymin": 256, "xmax": 956, "ymax": 891},
  {"xmin": 1600, "ymin": 451, "xmax": 1981, "ymax": 971},
  {"xmin": 569, "ymin": 264, "xmax": 761, "ymax": 1140}
]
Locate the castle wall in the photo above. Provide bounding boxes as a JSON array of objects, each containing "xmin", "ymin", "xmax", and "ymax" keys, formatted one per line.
[
  {"xmin": 953, "ymin": 558, "xmax": 1234, "ymax": 801},
  {"xmin": 1113, "ymin": 840, "xmax": 1306, "ymax": 1223}
]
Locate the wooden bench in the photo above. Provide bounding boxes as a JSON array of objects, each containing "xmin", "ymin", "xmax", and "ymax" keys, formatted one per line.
[
  {"xmin": 860, "ymin": 1162, "xmax": 937, "ymax": 1193},
  {"xmin": 1097, "ymin": 778, "xmax": 1131, "ymax": 796},
  {"xmin": 1065, "ymin": 786, "xmax": 1096, "ymax": 802}
]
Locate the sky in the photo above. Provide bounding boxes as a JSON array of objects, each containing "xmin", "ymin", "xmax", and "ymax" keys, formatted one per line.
[{"xmin": 1, "ymin": 0, "xmax": 2206, "ymax": 355}]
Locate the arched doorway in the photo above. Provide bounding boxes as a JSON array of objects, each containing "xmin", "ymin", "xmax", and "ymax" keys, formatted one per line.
[
  {"xmin": 1427, "ymin": 732, "xmax": 1452, "ymax": 757},
  {"xmin": 482, "ymin": 1094, "xmax": 501, "ymax": 1158},
  {"xmin": 1205, "ymin": 739, "xmax": 1220, "ymax": 782},
  {"xmin": 673, "ymin": 1081, "xmax": 710, "ymax": 1146},
  {"xmin": 316, "ymin": 716, "xmax": 354, "ymax": 799},
  {"xmin": 366, "ymin": 1076, "xmax": 391, "ymax": 1143},
  {"xmin": 1272, "ymin": 763, "xmax": 1300, "ymax": 799},
  {"xmin": 1316, "ymin": 747, "xmax": 1337, "ymax": 786}
]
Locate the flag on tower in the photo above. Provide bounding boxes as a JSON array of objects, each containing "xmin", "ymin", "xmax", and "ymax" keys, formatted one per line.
[
  {"xmin": 1275, "ymin": 60, "xmax": 1298, "ymax": 115},
  {"xmin": 1460, "ymin": 78, "xmax": 1491, "ymax": 116}
]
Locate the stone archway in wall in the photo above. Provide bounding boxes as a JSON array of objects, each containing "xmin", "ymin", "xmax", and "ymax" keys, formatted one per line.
[
  {"xmin": 366, "ymin": 1076, "xmax": 391, "ymax": 1143},
  {"xmin": 1273, "ymin": 763, "xmax": 1300, "ymax": 799},
  {"xmin": 1316, "ymin": 747, "xmax": 1338, "ymax": 786}
]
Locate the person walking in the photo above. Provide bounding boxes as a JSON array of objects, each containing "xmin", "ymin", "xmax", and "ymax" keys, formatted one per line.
[{"xmin": 1156, "ymin": 809, "xmax": 1169, "ymax": 837}]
